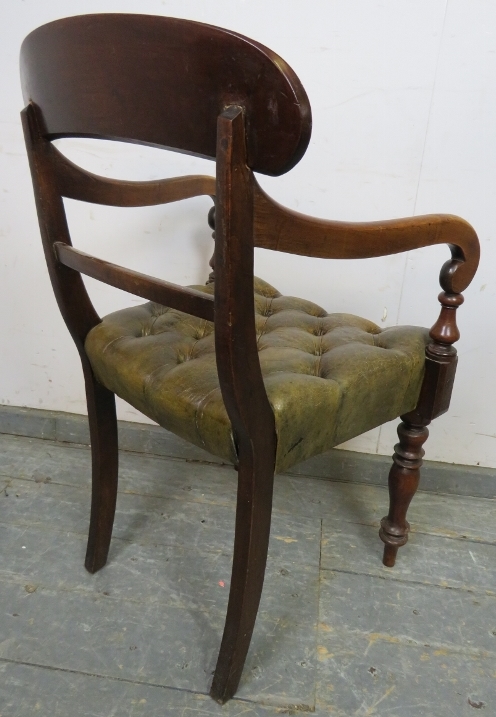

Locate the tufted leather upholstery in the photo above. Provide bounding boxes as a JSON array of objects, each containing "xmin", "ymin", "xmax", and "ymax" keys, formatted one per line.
[{"xmin": 85, "ymin": 278, "xmax": 429, "ymax": 473}]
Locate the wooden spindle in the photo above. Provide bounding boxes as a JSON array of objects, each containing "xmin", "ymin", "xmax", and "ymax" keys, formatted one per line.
[{"xmin": 207, "ymin": 204, "xmax": 216, "ymax": 284}]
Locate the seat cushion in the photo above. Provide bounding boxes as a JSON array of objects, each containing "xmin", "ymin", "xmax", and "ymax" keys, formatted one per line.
[{"xmin": 85, "ymin": 278, "xmax": 429, "ymax": 473}]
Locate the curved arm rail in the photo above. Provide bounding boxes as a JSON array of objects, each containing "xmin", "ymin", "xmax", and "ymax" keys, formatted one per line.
[
  {"xmin": 253, "ymin": 181, "xmax": 480, "ymax": 294},
  {"xmin": 49, "ymin": 141, "xmax": 216, "ymax": 206}
]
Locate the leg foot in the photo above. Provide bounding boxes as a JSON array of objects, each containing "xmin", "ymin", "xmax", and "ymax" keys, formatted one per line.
[
  {"xmin": 382, "ymin": 543, "xmax": 399, "ymax": 568},
  {"xmin": 83, "ymin": 363, "xmax": 118, "ymax": 574},
  {"xmin": 210, "ymin": 451, "xmax": 274, "ymax": 703},
  {"xmin": 379, "ymin": 417, "xmax": 429, "ymax": 567}
]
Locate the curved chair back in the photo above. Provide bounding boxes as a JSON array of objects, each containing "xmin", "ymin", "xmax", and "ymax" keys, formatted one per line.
[{"xmin": 20, "ymin": 13, "xmax": 312, "ymax": 176}]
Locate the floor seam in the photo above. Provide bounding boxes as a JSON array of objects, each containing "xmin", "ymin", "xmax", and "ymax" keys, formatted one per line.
[
  {"xmin": 0, "ymin": 656, "xmax": 203, "ymax": 693},
  {"xmin": 320, "ymin": 566, "xmax": 496, "ymax": 595},
  {"xmin": 313, "ymin": 517, "xmax": 324, "ymax": 710},
  {"xmin": 3, "ymin": 433, "xmax": 496, "ymax": 501},
  {"xmin": 0, "ymin": 656, "xmax": 313, "ymax": 711},
  {"xmin": 5, "ymin": 466, "xmax": 496, "ymax": 506}
]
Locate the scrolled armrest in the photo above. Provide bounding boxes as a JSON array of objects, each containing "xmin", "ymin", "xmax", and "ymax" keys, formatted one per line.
[{"xmin": 253, "ymin": 181, "xmax": 479, "ymax": 293}]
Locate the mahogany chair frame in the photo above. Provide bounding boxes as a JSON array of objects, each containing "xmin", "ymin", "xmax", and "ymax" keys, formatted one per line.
[{"xmin": 21, "ymin": 14, "xmax": 479, "ymax": 703}]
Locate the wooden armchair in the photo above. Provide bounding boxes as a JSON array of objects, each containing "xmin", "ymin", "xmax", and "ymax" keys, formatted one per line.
[{"xmin": 20, "ymin": 14, "xmax": 479, "ymax": 703}]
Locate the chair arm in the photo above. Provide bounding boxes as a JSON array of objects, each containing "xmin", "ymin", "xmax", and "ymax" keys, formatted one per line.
[
  {"xmin": 50, "ymin": 142, "xmax": 216, "ymax": 207},
  {"xmin": 253, "ymin": 181, "xmax": 479, "ymax": 293}
]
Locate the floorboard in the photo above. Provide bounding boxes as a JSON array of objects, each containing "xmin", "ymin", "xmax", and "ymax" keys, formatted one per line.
[{"xmin": 0, "ymin": 433, "xmax": 494, "ymax": 715}]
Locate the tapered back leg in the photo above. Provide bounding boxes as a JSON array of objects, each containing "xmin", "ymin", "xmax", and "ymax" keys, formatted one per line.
[
  {"xmin": 210, "ymin": 446, "xmax": 275, "ymax": 703},
  {"xmin": 82, "ymin": 359, "xmax": 119, "ymax": 574}
]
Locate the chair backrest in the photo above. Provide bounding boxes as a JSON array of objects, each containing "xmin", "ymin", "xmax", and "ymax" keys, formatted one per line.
[
  {"xmin": 20, "ymin": 13, "xmax": 312, "ymax": 176},
  {"xmin": 21, "ymin": 14, "xmax": 310, "ymax": 459}
]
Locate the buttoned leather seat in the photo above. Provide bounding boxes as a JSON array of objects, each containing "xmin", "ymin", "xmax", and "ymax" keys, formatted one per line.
[{"xmin": 85, "ymin": 277, "xmax": 429, "ymax": 473}]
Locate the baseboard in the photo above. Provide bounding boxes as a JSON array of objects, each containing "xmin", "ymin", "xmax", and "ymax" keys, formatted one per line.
[{"xmin": 1, "ymin": 404, "xmax": 495, "ymax": 499}]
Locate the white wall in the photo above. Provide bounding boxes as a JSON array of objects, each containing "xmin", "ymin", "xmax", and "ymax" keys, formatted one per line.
[{"xmin": 1, "ymin": 0, "xmax": 495, "ymax": 467}]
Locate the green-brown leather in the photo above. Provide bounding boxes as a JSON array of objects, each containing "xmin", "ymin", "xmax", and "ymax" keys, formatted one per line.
[{"xmin": 85, "ymin": 278, "xmax": 430, "ymax": 473}]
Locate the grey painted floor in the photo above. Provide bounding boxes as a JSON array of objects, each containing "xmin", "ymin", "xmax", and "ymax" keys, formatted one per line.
[{"xmin": 0, "ymin": 433, "xmax": 495, "ymax": 716}]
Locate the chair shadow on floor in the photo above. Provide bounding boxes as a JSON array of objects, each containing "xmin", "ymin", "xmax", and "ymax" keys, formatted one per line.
[{"xmin": 95, "ymin": 458, "xmax": 318, "ymax": 703}]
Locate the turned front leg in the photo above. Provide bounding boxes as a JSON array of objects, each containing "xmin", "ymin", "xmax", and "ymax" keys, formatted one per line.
[
  {"xmin": 379, "ymin": 288, "xmax": 465, "ymax": 567},
  {"xmin": 379, "ymin": 418, "xmax": 429, "ymax": 567}
]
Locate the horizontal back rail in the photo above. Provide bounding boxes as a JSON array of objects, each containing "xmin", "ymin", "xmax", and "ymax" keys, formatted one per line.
[
  {"xmin": 54, "ymin": 243, "xmax": 214, "ymax": 322},
  {"xmin": 50, "ymin": 142, "xmax": 215, "ymax": 207},
  {"xmin": 50, "ymin": 145, "xmax": 215, "ymax": 207}
]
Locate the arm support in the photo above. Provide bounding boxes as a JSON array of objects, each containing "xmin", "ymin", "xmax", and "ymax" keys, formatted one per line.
[{"xmin": 253, "ymin": 181, "xmax": 479, "ymax": 293}]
